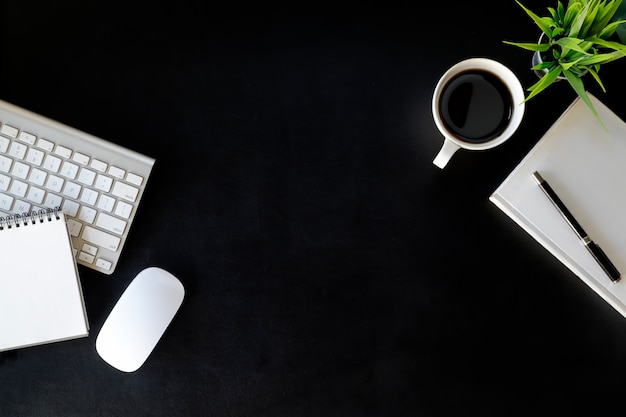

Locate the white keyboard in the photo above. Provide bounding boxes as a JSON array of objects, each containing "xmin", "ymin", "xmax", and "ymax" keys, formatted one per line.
[{"xmin": 0, "ymin": 99, "xmax": 155, "ymax": 275}]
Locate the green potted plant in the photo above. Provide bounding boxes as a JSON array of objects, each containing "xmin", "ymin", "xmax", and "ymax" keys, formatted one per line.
[{"xmin": 504, "ymin": 0, "xmax": 626, "ymax": 126}]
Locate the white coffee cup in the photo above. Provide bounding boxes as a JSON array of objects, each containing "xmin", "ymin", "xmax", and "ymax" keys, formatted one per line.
[{"xmin": 432, "ymin": 58, "xmax": 525, "ymax": 169}]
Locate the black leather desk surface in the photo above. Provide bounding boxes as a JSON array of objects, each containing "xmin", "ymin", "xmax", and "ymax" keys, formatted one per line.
[{"xmin": 2, "ymin": 1, "xmax": 626, "ymax": 414}]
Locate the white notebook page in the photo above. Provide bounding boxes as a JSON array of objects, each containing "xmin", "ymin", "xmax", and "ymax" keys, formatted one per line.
[{"xmin": 0, "ymin": 211, "xmax": 89, "ymax": 351}]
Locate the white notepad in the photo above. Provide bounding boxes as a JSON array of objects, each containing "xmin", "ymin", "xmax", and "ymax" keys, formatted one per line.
[
  {"xmin": 0, "ymin": 208, "xmax": 89, "ymax": 352},
  {"xmin": 490, "ymin": 94, "xmax": 626, "ymax": 318}
]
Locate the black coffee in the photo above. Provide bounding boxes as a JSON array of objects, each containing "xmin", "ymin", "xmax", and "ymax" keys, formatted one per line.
[{"xmin": 438, "ymin": 70, "xmax": 513, "ymax": 143}]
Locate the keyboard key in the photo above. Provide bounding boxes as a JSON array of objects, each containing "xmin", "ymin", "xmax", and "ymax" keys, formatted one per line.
[
  {"xmin": 28, "ymin": 168, "xmax": 47, "ymax": 186},
  {"xmin": 77, "ymin": 168, "xmax": 96, "ymax": 186},
  {"xmin": 79, "ymin": 206, "xmax": 97, "ymax": 224},
  {"xmin": 97, "ymin": 194, "xmax": 115, "ymax": 212},
  {"xmin": 82, "ymin": 243, "xmax": 98, "ymax": 256},
  {"xmin": 8, "ymin": 142, "xmax": 27, "ymax": 159},
  {"xmin": 25, "ymin": 148, "xmax": 45, "ymax": 166},
  {"xmin": 82, "ymin": 226, "xmax": 121, "ymax": 252},
  {"xmin": 43, "ymin": 193, "xmax": 62, "ymax": 209},
  {"xmin": 66, "ymin": 218, "xmax": 82, "ymax": 237},
  {"xmin": 12, "ymin": 161, "xmax": 29, "ymax": 179},
  {"xmin": 90, "ymin": 159, "xmax": 107, "ymax": 172},
  {"xmin": 0, "ymin": 136, "xmax": 9, "ymax": 152},
  {"xmin": 13, "ymin": 200, "xmax": 30, "ymax": 213},
  {"xmin": 54, "ymin": 145, "xmax": 72, "ymax": 159},
  {"xmin": 126, "ymin": 172, "xmax": 143, "ymax": 186},
  {"xmin": 73, "ymin": 152, "xmax": 89, "ymax": 165},
  {"xmin": 0, "ymin": 174, "xmax": 10, "ymax": 191},
  {"xmin": 43, "ymin": 154, "xmax": 62, "ymax": 172},
  {"xmin": 95, "ymin": 212, "xmax": 127, "ymax": 235},
  {"xmin": 96, "ymin": 258, "xmax": 112, "ymax": 271},
  {"xmin": 78, "ymin": 251, "xmax": 95, "ymax": 264},
  {"xmin": 0, "ymin": 193, "xmax": 14, "ymax": 211},
  {"xmin": 62, "ymin": 199, "xmax": 80, "ymax": 217},
  {"xmin": 9, "ymin": 179, "xmax": 27, "ymax": 197},
  {"xmin": 108, "ymin": 165, "xmax": 125, "ymax": 179},
  {"xmin": 36, "ymin": 138, "xmax": 54, "ymax": 152},
  {"xmin": 62, "ymin": 181, "xmax": 81, "ymax": 199},
  {"xmin": 18, "ymin": 131, "xmax": 36, "ymax": 145},
  {"xmin": 0, "ymin": 155, "xmax": 13, "ymax": 173},
  {"xmin": 45, "ymin": 174, "xmax": 64, "ymax": 192},
  {"xmin": 114, "ymin": 200, "xmax": 133, "ymax": 219},
  {"xmin": 26, "ymin": 186, "xmax": 45, "ymax": 204},
  {"xmin": 0, "ymin": 124, "xmax": 18, "ymax": 138},
  {"xmin": 80, "ymin": 188, "xmax": 99, "ymax": 205},
  {"xmin": 112, "ymin": 181, "xmax": 139, "ymax": 202},
  {"xmin": 94, "ymin": 174, "xmax": 113, "ymax": 192},
  {"xmin": 60, "ymin": 161, "xmax": 79, "ymax": 179}
]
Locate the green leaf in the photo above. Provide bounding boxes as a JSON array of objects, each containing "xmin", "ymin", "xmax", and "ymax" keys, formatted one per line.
[
  {"xmin": 532, "ymin": 61, "xmax": 556, "ymax": 70},
  {"xmin": 568, "ymin": 3, "xmax": 589, "ymax": 37},
  {"xmin": 574, "ymin": 39, "xmax": 595, "ymax": 53},
  {"xmin": 591, "ymin": 0, "xmax": 622, "ymax": 33},
  {"xmin": 523, "ymin": 67, "xmax": 562, "ymax": 102},
  {"xmin": 580, "ymin": 0, "xmax": 600, "ymax": 37},
  {"xmin": 587, "ymin": 67, "xmax": 607, "ymax": 91},
  {"xmin": 587, "ymin": 35, "xmax": 626, "ymax": 49},
  {"xmin": 578, "ymin": 49, "xmax": 626, "ymax": 64},
  {"xmin": 612, "ymin": 0, "xmax": 626, "ymax": 42},
  {"xmin": 564, "ymin": 1, "xmax": 583, "ymax": 28},
  {"xmin": 556, "ymin": 37, "xmax": 590, "ymax": 53},
  {"xmin": 548, "ymin": 6, "xmax": 558, "ymax": 20},
  {"xmin": 563, "ymin": 69, "xmax": 606, "ymax": 128},
  {"xmin": 503, "ymin": 40, "xmax": 551, "ymax": 51},
  {"xmin": 560, "ymin": 47, "xmax": 586, "ymax": 61},
  {"xmin": 613, "ymin": 0, "xmax": 626, "ymax": 19},
  {"xmin": 515, "ymin": 0, "xmax": 554, "ymax": 35},
  {"xmin": 599, "ymin": 19, "xmax": 626, "ymax": 37},
  {"xmin": 569, "ymin": 2, "xmax": 589, "ymax": 37},
  {"xmin": 558, "ymin": 1, "xmax": 566, "ymax": 22},
  {"xmin": 561, "ymin": 57, "xmax": 585, "ymax": 70}
]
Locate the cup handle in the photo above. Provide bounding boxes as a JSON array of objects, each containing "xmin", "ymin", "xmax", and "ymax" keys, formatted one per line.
[{"xmin": 433, "ymin": 139, "xmax": 460, "ymax": 169}]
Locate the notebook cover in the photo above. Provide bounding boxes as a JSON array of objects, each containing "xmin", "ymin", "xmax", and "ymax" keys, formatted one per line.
[
  {"xmin": 0, "ymin": 210, "xmax": 89, "ymax": 352},
  {"xmin": 490, "ymin": 94, "xmax": 626, "ymax": 318}
]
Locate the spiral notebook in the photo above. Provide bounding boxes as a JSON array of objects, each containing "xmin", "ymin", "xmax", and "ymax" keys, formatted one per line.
[
  {"xmin": 0, "ymin": 208, "xmax": 89, "ymax": 352},
  {"xmin": 490, "ymin": 94, "xmax": 626, "ymax": 318}
]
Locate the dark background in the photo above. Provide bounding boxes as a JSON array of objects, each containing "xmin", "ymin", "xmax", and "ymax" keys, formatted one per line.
[{"xmin": 2, "ymin": 0, "xmax": 626, "ymax": 415}]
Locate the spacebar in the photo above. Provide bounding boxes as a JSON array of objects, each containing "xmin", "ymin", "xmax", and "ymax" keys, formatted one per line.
[{"xmin": 82, "ymin": 226, "xmax": 121, "ymax": 252}]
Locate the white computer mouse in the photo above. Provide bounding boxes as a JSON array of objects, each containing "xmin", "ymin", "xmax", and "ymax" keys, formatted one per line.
[{"xmin": 95, "ymin": 267, "xmax": 185, "ymax": 372}]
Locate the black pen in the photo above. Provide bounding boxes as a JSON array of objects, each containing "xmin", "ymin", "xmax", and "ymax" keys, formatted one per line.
[{"xmin": 532, "ymin": 171, "xmax": 621, "ymax": 283}]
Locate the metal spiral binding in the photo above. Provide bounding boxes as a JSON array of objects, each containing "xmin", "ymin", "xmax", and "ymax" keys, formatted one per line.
[{"xmin": 0, "ymin": 206, "xmax": 61, "ymax": 230}]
